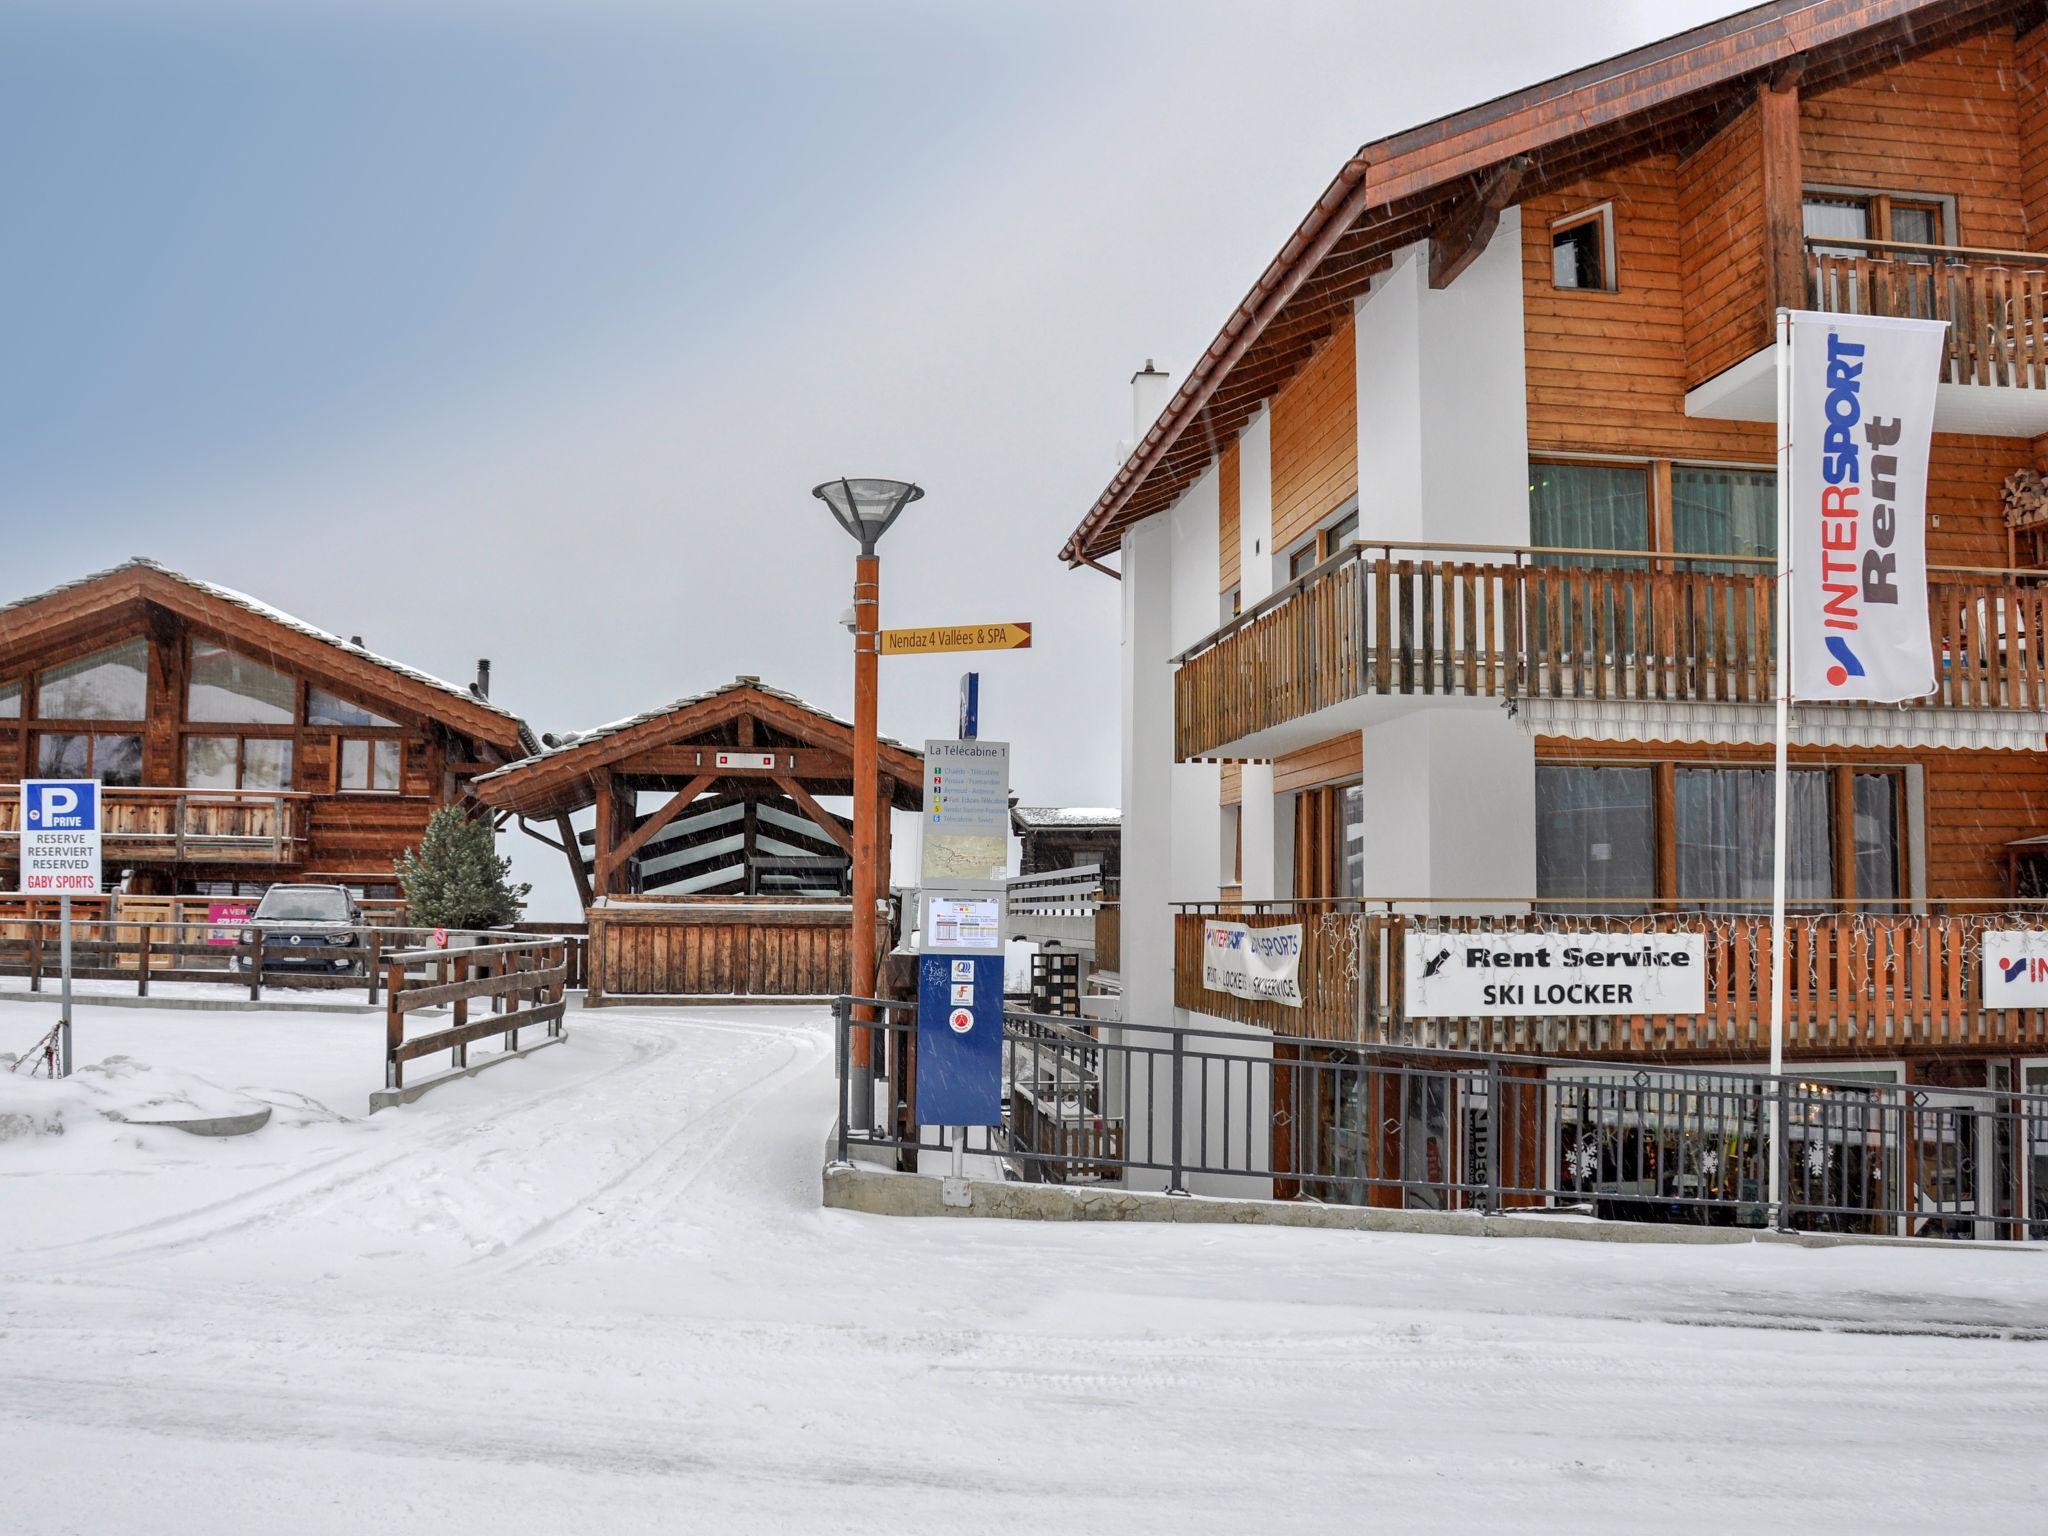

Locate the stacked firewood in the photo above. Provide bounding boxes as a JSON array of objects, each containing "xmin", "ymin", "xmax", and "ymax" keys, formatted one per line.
[{"xmin": 2003, "ymin": 467, "xmax": 2048, "ymax": 529}]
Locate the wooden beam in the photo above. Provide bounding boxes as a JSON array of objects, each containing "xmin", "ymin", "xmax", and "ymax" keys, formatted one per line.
[
  {"xmin": 1428, "ymin": 155, "xmax": 1531, "ymax": 289},
  {"xmin": 619, "ymin": 746, "xmax": 853, "ymax": 778},
  {"xmin": 597, "ymin": 773, "xmax": 717, "ymax": 890},
  {"xmin": 1759, "ymin": 75, "xmax": 1805, "ymax": 318},
  {"xmin": 1676, "ymin": 84, "xmax": 1758, "ymax": 163},
  {"xmin": 772, "ymin": 774, "xmax": 855, "ymax": 858}
]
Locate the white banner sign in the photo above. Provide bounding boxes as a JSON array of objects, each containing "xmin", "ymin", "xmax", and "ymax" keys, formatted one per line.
[
  {"xmin": 1787, "ymin": 310, "xmax": 1945, "ymax": 703},
  {"xmin": 18, "ymin": 779, "xmax": 101, "ymax": 896},
  {"xmin": 1201, "ymin": 920, "xmax": 1303, "ymax": 1009},
  {"xmin": 1403, "ymin": 930, "xmax": 1706, "ymax": 1018},
  {"xmin": 1981, "ymin": 930, "xmax": 2048, "ymax": 1008}
]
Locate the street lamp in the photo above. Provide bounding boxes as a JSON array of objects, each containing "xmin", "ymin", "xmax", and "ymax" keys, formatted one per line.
[{"xmin": 813, "ymin": 477, "xmax": 923, "ymax": 1134}]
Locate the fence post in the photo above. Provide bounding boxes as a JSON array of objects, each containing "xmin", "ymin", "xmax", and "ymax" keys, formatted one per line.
[
  {"xmin": 29, "ymin": 921, "xmax": 42, "ymax": 993},
  {"xmin": 1167, "ymin": 1028, "xmax": 1188, "ymax": 1196},
  {"xmin": 249, "ymin": 926, "xmax": 265, "ymax": 1003},
  {"xmin": 1484, "ymin": 1056, "xmax": 1503, "ymax": 1215},
  {"xmin": 452, "ymin": 953, "xmax": 470, "ymax": 1070},
  {"xmin": 137, "ymin": 922, "xmax": 151, "ymax": 999},
  {"xmin": 833, "ymin": 995, "xmax": 851, "ymax": 1165},
  {"xmin": 1771, "ymin": 1074, "xmax": 1791, "ymax": 1232},
  {"xmin": 366, "ymin": 928, "xmax": 382, "ymax": 1006},
  {"xmin": 384, "ymin": 957, "xmax": 406, "ymax": 1090}
]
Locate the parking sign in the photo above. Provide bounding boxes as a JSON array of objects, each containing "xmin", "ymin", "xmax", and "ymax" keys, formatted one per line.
[{"xmin": 19, "ymin": 780, "xmax": 102, "ymax": 895}]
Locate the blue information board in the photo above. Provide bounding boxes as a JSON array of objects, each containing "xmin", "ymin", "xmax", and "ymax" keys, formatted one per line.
[{"xmin": 915, "ymin": 952, "xmax": 1004, "ymax": 1126}]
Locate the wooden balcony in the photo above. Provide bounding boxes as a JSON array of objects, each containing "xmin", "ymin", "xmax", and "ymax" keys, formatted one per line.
[
  {"xmin": 1173, "ymin": 905, "xmax": 2048, "ymax": 1059},
  {"xmin": 1807, "ymin": 237, "xmax": 2048, "ymax": 390},
  {"xmin": 1174, "ymin": 544, "xmax": 2048, "ymax": 761},
  {"xmin": 0, "ymin": 785, "xmax": 310, "ymax": 866}
]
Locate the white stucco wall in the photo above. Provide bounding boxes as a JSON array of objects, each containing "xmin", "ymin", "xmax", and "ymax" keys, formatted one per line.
[
  {"xmin": 1237, "ymin": 409, "xmax": 1275, "ymax": 604},
  {"xmin": 1119, "ymin": 516, "xmax": 1176, "ymax": 1035},
  {"xmin": 1358, "ymin": 708, "xmax": 1535, "ymax": 909}
]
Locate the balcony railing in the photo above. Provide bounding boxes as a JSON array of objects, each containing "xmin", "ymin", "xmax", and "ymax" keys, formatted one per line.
[
  {"xmin": 1173, "ymin": 903, "xmax": 2048, "ymax": 1057},
  {"xmin": 1173, "ymin": 542, "xmax": 2048, "ymax": 760},
  {"xmin": 1806, "ymin": 236, "xmax": 2048, "ymax": 389},
  {"xmin": 0, "ymin": 785, "xmax": 309, "ymax": 864}
]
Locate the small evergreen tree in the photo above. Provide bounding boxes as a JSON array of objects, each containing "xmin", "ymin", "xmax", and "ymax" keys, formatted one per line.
[{"xmin": 396, "ymin": 807, "xmax": 530, "ymax": 930}]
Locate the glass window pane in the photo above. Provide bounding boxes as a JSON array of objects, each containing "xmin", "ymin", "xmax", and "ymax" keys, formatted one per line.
[
  {"xmin": 1675, "ymin": 767, "xmax": 1832, "ymax": 909},
  {"xmin": 373, "ymin": 740, "xmax": 401, "ymax": 791},
  {"xmin": 242, "ymin": 738, "xmax": 293, "ymax": 791},
  {"xmin": 1529, "ymin": 463, "xmax": 1649, "ymax": 566},
  {"xmin": 340, "ymin": 738, "xmax": 369, "ymax": 789},
  {"xmin": 1328, "ymin": 509, "xmax": 1359, "ymax": 549},
  {"xmin": 1803, "ymin": 195, "xmax": 1870, "ymax": 252},
  {"xmin": 36, "ymin": 733, "xmax": 90, "ymax": 777},
  {"xmin": 1536, "ymin": 764, "xmax": 1655, "ymax": 914},
  {"xmin": 307, "ymin": 688, "xmax": 397, "ymax": 728},
  {"xmin": 188, "ymin": 641, "xmax": 294, "ymax": 724},
  {"xmin": 38, "ymin": 639, "xmax": 147, "ymax": 720},
  {"xmin": 1890, "ymin": 204, "xmax": 1939, "ymax": 247},
  {"xmin": 1853, "ymin": 772, "xmax": 1902, "ymax": 907},
  {"xmin": 94, "ymin": 734, "xmax": 142, "ymax": 787},
  {"xmin": 0, "ymin": 682, "xmax": 18, "ymax": 719},
  {"xmin": 185, "ymin": 735, "xmax": 239, "ymax": 789},
  {"xmin": 1339, "ymin": 783, "xmax": 1365, "ymax": 898},
  {"xmin": 1552, "ymin": 219, "xmax": 1604, "ymax": 289},
  {"xmin": 1289, "ymin": 542, "xmax": 1319, "ymax": 581},
  {"xmin": 1671, "ymin": 467, "xmax": 1777, "ymax": 572}
]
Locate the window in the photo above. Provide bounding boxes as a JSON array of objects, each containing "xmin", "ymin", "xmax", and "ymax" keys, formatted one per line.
[
  {"xmin": 1535, "ymin": 765, "xmax": 1655, "ymax": 913},
  {"xmin": 1671, "ymin": 466, "xmax": 1776, "ymax": 572},
  {"xmin": 1283, "ymin": 497, "xmax": 1361, "ymax": 583},
  {"xmin": 1676, "ymin": 767, "xmax": 1833, "ymax": 908},
  {"xmin": 340, "ymin": 738, "xmax": 401, "ymax": 792},
  {"xmin": 37, "ymin": 732, "xmax": 142, "ymax": 786},
  {"xmin": 1802, "ymin": 193, "xmax": 1871, "ymax": 254},
  {"xmin": 1339, "ymin": 783, "xmax": 1366, "ymax": 898},
  {"xmin": 0, "ymin": 682, "xmax": 17, "ymax": 718},
  {"xmin": 1551, "ymin": 205, "xmax": 1614, "ymax": 291},
  {"xmin": 38, "ymin": 639, "xmax": 147, "ymax": 720},
  {"xmin": 186, "ymin": 735, "xmax": 294, "ymax": 790},
  {"xmin": 1852, "ymin": 771, "xmax": 1903, "ymax": 909},
  {"xmin": 307, "ymin": 688, "xmax": 397, "ymax": 728},
  {"xmin": 1803, "ymin": 190, "xmax": 1952, "ymax": 252},
  {"xmin": 1221, "ymin": 586, "xmax": 1242, "ymax": 625},
  {"xmin": 188, "ymin": 641, "xmax": 294, "ymax": 724},
  {"xmin": 1529, "ymin": 462, "xmax": 1649, "ymax": 564}
]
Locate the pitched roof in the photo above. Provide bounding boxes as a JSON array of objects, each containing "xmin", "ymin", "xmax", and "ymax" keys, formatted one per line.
[
  {"xmin": 471, "ymin": 676, "xmax": 926, "ymax": 817},
  {"xmin": 1060, "ymin": 0, "xmax": 2008, "ymax": 563},
  {"xmin": 0, "ymin": 557, "xmax": 525, "ymax": 747},
  {"xmin": 1011, "ymin": 805, "xmax": 1122, "ymax": 831}
]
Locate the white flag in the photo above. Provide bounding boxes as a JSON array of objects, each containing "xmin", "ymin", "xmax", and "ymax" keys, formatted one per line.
[{"xmin": 1786, "ymin": 310, "xmax": 1945, "ymax": 703}]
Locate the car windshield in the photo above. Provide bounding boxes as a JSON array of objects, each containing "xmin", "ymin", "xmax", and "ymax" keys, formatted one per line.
[{"xmin": 256, "ymin": 889, "xmax": 352, "ymax": 923}]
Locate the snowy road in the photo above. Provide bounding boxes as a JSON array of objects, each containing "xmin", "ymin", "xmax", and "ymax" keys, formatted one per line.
[{"xmin": 3, "ymin": 1002, "xmax": 2046, "ymax": 1533}]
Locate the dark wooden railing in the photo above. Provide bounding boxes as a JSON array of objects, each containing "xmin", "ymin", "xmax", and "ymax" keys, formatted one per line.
[
  {"xmin": 1806, "ymin": 236, "xmax": 2048, "ymax": 389},
  {"xmin": 0, "ymin": 785, "xmax": 309, "ymax": 864},
  {"xmin": 382, "ymin": 937, "xmax": 570, "ymax": 1097},
  {"xmin": 1174, "ymin": 544, "xmax": 2048, "ymax": 759},
  {"xmin": 1094, "ymin": 902, "xmax": 1120, "ymax": 973},
  {"xmin": 1173, "ymin": 905, "xmax": 2048, "ymax": 1057}
]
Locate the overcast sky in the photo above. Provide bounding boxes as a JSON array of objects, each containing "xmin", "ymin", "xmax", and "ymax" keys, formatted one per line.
[{"xmin": 2, "ymin": 0, "xmax": 1747, "ymax": 911}]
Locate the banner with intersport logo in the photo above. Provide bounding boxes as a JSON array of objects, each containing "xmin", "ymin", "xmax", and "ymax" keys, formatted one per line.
[{"xmin": 1787, "ymin": 310, "xmax": 1946, "ymax": 704}]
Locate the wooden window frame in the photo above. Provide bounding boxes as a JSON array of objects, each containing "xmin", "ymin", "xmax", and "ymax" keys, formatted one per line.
[
  {"xmin": 1527, "ymin": 455, "xmax": 1656, "ymax": 558},
  {"xmin": 32, "ymin": 729, "xmax": 144, "ymax": 786},
  {"xmin": 337, "ymin": 736, "xmax": 403, "ymax": 795},
  {"xmin": 1802, "ymin": 184, "xmax": 1957, "ymax": 247},
  {"xmin": 1280, "ymin": 495, "xmax": 1363, "ymax": 585},
  {"xmin": 1549, "ymin": 203, "xmax": 1617, "ymax": 293},
  {"xmin": 183, "ymin": 733, "xmax": 295, "ymax": 792}
]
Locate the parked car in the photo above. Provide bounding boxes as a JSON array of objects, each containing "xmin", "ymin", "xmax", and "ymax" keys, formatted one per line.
[{"xmin": 236, "ymin": 884, "xmax": 366, "ymax": 976}]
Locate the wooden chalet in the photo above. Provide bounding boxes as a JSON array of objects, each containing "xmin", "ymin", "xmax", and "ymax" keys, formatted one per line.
[
  {"xmin": 0, "ymin": 559, "xmax": 528, "ymax": 902},
  {"xmin": 471, "ymin": 677, "xmax": 923, "ymax": 1003}
]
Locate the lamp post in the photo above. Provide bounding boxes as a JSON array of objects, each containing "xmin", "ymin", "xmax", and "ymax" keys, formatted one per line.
[{"xmin": 813, "ymin": 477, "xmax": 923, "ymax": 1133}]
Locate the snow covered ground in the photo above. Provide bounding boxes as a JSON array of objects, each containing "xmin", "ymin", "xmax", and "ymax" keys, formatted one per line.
[{"xmin": 2, "ymin": 997, "xmax": 2045, "ymax": 1533}]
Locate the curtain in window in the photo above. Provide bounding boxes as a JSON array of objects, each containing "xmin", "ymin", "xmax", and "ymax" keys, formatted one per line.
[
  {"xmin": 1671, "ymin": 467, "xmax": 1776, "ymax": 572},
  {"xmin": 1529, "ymin": 463, "xmax": 1649, "ymax": 565},
  {"xmin": 38, "ymin": 640, "xmax": 147, "ymax": 720},
  {"xmin": 1675, "ymin": 767, "xmax": 1832, "ymax": 908},
  {"xmin": 188, "ymin": 642, "xmax": 295, "ymax": 724},
  {"xmin": 1535, "ymin": 764, "xmax": 1655, "ymax": 913},
  {"xmin": 1853, "ymin": 772, "xmax": 1902, "ymax": 908}
]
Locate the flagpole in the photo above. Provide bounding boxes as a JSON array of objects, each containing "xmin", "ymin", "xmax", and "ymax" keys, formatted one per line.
[{"xmin": 1768, "ymin": 306, "xmax": 1792, "ymax": 1231}]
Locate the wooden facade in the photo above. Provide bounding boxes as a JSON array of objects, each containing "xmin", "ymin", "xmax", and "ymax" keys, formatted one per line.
[
  {"xmin": 0, "ymin": 560, "xmax": 526, "ymax": 896},
  {"xmin": 471, "ymin": 678, "xmax": 922, "ymax": 1000}
]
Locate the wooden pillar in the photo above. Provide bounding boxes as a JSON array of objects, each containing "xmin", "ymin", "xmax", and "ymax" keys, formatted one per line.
[
  {"xmin": 1759, "ymin": 76, "xmax": 1805, "ymax": 319},
  {"xmin": 592, "ymin": 768, "xmax": 617, "ymax": 898}
]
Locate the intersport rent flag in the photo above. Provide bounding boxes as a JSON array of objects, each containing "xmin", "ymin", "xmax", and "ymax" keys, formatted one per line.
[{"xmin": 1788, "ymin": 310, "xmax": 1945, "ymax": 703}]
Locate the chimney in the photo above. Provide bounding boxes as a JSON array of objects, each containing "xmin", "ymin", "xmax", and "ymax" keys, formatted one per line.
[
  {"xmin": 1119, "ymin": 359, "xmax": 1171, "ymax": 464},
  {"xmin": 475, "ymin": 658, "xmax": 492, "ymax": 699},
  {"xmin": 349, "ymin": 635, "xmax": 364, "ymax": 648}
]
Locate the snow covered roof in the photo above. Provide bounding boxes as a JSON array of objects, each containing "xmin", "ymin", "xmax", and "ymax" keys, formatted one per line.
[
  {"xmin": 0, "ymin": 557, "xmax": 522, "ymax": 727},
  {"xmin": 1011, "ymin": 806, "xmax": 1121, "ymax": 830}
]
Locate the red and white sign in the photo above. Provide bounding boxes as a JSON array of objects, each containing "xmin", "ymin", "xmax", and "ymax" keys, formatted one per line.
[
  {"xmin": 948, "ymin": 1008, "xmax": 974, "ymax": 1034},
  {"xmin": 1982, "ymin": 930, "xmax": 2048, "ymax": 1007},
  {"xmin": 715, "ymin": 751, "xmax": 776, "ymax": 771},
  {"xmin": 433, "ymin": 928, "xmax": 449, "ymax": 949},
  {"xmin": 1787, "ymin": 311, "xmax": 1945, "ymax": 703}
]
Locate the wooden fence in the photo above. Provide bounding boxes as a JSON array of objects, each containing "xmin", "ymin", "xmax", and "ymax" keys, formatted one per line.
[
  {"xmin": 1808, "ymin": 243, "xmax": 2048, "ymax": 389},
  {"xmin": 1174, "ymin": 552, "xmax": 2048, "ymax": 759},
  {"xmin": 382, "ymin": 937, "xmax": 570, "ymax": 1095},
  {"xmin": 0, "ymin": 785, "xmax": 309, "ymax": 865},
  {"xmin": 1173, "ymin": 907, "xmax": 2048, "ymax": 1057}
]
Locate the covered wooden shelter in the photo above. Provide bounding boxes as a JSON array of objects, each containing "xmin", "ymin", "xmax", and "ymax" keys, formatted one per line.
[{"xmin": 471, "ymin": 677, "xmax": 922, "ymax": 1003}]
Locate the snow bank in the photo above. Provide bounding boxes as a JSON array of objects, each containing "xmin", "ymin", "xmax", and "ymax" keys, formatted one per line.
[{"xmin": 0, "ymin": 1055, "xmax": 273, "ymax": 1142}]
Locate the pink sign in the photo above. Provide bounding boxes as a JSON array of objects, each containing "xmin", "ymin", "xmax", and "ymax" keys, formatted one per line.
[{"xmin": 206, "ymin": 901, "xmax": 253, "ymax": 945}]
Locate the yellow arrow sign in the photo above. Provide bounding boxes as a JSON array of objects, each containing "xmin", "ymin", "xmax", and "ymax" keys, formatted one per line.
[{"xmin": 879, "ymin": 622, "xmax": 1033, "ymax": 657}]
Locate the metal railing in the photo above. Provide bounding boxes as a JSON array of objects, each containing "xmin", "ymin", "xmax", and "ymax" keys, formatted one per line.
[{"xmin": 831, "ymin": 998, "xmax": 2048, "ymax": 1239}]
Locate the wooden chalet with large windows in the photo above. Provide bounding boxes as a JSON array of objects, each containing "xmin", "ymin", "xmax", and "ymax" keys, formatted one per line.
[
  {"xmin": 1068, "ymin": 0, "xmax": 2048, "ymax": 1231},
  {"xmin": 471, "ymin": 678, "xmax": 922, "ymax": 1003},
  {"xmin": 0, "ymin": 559, "xmax": 528, "ymax": 903}
]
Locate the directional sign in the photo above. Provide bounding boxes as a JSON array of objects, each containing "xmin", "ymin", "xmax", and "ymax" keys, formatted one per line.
[
  {"xmin": 880, "ymin": 622, "xmax": 1031, "ymax": 657},
  {"xmin": 19, "ymin": 780, "xmax": 101, "ymax": 895}
]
